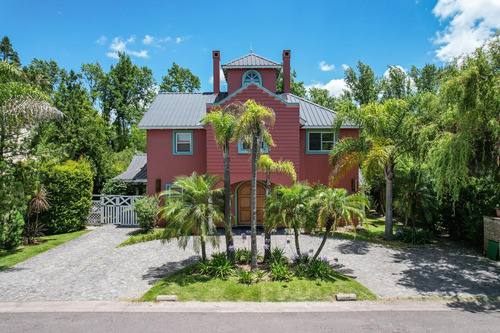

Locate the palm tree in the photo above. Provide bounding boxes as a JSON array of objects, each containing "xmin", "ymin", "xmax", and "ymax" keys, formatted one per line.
[
  {"xmin": 310, "ymin": 188, "xmax": 368, "ymax": 260},
  {"xmin": 257, "ymin": 155, "xmax": 296, "ymax": 261},
  {"xmin": 159, "ymin": 172, "xmax": 224, "ymax": 262},
  {"xmin": 0, "ymin": 61, "xmax": 64, "ymax": 162},
  {"xmin": 234, "ymin": 100, "xmax": 275, "ymax": 270},
  {"xmin": 203, "ymin": 104, "xmax": 241, "ymax": 261},
  {"xmin": 265, "ymin": 183, "xmax": 315, "ymax": 257},
  {"xmin": 330, "ymin": 99, "xmax": 412, "ymax": 240}
]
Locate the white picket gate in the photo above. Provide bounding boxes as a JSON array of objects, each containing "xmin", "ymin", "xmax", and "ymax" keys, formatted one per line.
[{"xmin": 98, "ymin": 195, "xmax": 144, "ymax": 226}]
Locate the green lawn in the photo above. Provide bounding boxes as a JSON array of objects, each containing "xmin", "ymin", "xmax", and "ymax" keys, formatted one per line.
[
  {"xmin": 140, "ymin": 265, "xmax": 377, "ymax": 302},
  {"xmin": 0, "ymin": 229, "xmax": 91, "ymax": 272},
  {"xmin": 117, "ymin": 229, "xmax": 164, "ymax": 248}
]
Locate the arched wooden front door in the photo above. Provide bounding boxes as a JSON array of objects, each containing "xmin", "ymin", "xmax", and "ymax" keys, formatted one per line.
[{"xmin": 237, "ymin": 181, "xmax": 265, "ymax": 225}]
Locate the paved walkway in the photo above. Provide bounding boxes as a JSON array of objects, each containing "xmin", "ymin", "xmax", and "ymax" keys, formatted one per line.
[{"xmin": 1, "ymin": 225, "xmax": 499, "ymax": 301}]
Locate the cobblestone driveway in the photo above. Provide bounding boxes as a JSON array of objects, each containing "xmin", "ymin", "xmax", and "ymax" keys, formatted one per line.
[{"xmin": 1, "ymin": 226, "xmax": 499, "ymax": 301}]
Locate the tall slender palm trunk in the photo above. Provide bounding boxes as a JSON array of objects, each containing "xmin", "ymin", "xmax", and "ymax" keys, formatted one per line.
[
  {"xmin": 200, "ymin": 235, "xmax": 207, "ymax": 262},
  {"xmin": 264, "ymin": 170, "xmax": 271, "ymax": 262},
  {"xmin": 250, "ymin": 135, "xmax": 258, "ymax": 270},
  {"xmin": 384, "ymin": 161, "xmax": 395, "ymax": 240},
  {"xmin": 294, "ymin": 229, "xmax": 301, "ymax": 257},
  {"xmin": 223, "ymin": 144, "xmax": 235, "ymax": 262},
  {"xmin": 313, "ymin": 219, "xmax": 334, "ymax": 260}
]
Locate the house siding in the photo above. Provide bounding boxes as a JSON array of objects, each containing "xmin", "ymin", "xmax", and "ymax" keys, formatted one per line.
[
  {"xmin": 147, "ymin": 129, "xmax": 207, "ymax": 195},
  {"xmin": 206, "ymin": 84, "xmax": 300, "ymax": 187},
  {"xmin": 227, "ymin": 68, "xmax": 277, "ymax": 95}
]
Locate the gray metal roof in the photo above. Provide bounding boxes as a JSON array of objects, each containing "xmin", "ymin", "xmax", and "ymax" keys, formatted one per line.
[
  {"xmin": 139, "ymin": 91, "xmax": 355, "ymax": 129},
  {"xmin": 281, "ymin": 93, "xmax": 339, "ymax": 128},
  {"xmin": 114, "ymin": 154, "xmax": 147, "ymax": 182},
  {"xmin": 222, "ymin": 53, "xmax": 281, "ymax": 69},
  {"xmin": 138, "ymin": 93, "xmax": 226, "ymax": 129}
]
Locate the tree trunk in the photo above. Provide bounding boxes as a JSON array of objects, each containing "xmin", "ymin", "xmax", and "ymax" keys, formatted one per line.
[
  {"xmin": 223, "ymin": 143, "xmax": 235, "ymax": 262},
  {"xmin": 294, "ymin": 229, "xmax": 301, "ymax": 257},
  {"xmin": 384, "ymin": 161, "xmax": 395, "ymax": 240},
  {"xmin": 200, "ymin": 235, "xmax": 207, "ymax": 262},
  {"xmin": 313, "ymin": 219, "xmax": 333, "ymax": 260},
  {"xmin": 250, "ymin": 134, "xmax": 258, "ymax": 270},
  {"xmin": 264, "ymin": 170, "xmax": 271, "ymax": 262}
]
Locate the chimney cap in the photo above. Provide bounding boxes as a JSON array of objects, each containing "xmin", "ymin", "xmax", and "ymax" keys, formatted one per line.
[
  {"xmin": 283, "ymin": 50, "xmax": 291, "ymax": 58},
  {"xmin": 213, "ymin": 50, "xmax": 220, "ymax": 57}
]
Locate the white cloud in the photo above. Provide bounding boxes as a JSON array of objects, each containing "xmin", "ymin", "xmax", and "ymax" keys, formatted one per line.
[
  {"xmin": 433, "ymin": 0, "xmax": 500, "ymax": 61},
  {"xmin": 176, "ymin": 36, "xmax": 190, "ymax": 44},
  {"xmin": 342, "ymin": 64, "xmax": 349, "ymax": 70},
  {"xmin": 105, "ymin": 52, "xmax": 119, "ymax": 59},
  {"xmin": 107, "ymin": 36, "xmax": 149, "ymax": 59},
  {"xmin": 159, "ymin": 36, "xmax": 172, "ymax": 42},
  {"xmin": 319, "ymin": 61, "xmax": 335, "ymax": 71},
  {"xmin": 95, "ymin": 35, "xmax": 107, "ymax": 45},
  {"xmin": 143, "ymin": 35, "xmax": 154, "ymax": 45},
  {"xmin": 208, "ymin": 69, "xmax": 227, "ymax": 84},
  {"xmin": 305, "ymin": 78, "xmax": 348, "ymax": 97}
]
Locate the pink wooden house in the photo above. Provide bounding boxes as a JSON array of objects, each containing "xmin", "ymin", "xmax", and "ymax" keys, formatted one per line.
[{"xmin": 135, "ymin": 50, "xmax": 359, "ymax": 226}]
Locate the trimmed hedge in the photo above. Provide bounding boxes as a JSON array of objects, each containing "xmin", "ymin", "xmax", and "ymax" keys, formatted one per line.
[
  {"xmin": 40, "ymin": 159, "xmax": 93, "ymax": 234},
  {"xmin": 0, "ymin": 210, "xmax": 24, "ymax": 249}
]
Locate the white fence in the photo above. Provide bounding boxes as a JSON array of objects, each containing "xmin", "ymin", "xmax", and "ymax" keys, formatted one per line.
[{"xmin": 89, "ymin": 195, "xmax": 144, "ymax": 226}]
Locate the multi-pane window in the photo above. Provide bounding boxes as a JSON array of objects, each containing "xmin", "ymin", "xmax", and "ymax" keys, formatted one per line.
[
  {"xmin": 307, "ymin": 131, "xmax": 336, "ymax": 153},
  {"xmin": 174, "ymin": 131, "xmax": 193, "ymax": 155},
  {"xmin": 243, "ymin": 70, "xmax": 261, "ymax": 86},
  {"xmin": 238, "ymin": 140, "xmax": 268, "ymax": 154}
]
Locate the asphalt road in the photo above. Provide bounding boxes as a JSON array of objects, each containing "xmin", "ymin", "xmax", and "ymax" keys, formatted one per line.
[{"xmin": 0, "ymin": 301, "xmax": 499, "ymax": 333}]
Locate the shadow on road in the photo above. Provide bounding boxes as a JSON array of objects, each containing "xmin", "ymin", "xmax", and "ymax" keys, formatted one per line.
[
  {"xmin": 142, "ymin": 256, "xmax": 199, "ymax": 285},
  {"xmin": 446, "ymin": 300, "xmax": 500, "ymax": 313}
]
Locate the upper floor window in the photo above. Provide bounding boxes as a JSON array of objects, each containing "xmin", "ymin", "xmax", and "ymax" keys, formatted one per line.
[
  {"xmin": 238, "ymin": 140, "xmax": 269, "ymax": 154},
  {"xmin": 173, "ymin": 130, "xmax": 193, "ymax": 155},
  {"xmin": 306, "ymin": 130, "xmax": 337, "ymax": 154},
  {"xmin": 242, "ymin": 70, "xmax": 262, "ymax": 86}
]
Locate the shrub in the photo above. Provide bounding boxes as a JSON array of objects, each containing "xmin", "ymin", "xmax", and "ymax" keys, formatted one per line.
[
  {"xmin": 235, "ymin": 248, "xmax": 252, "ymax": 264},
  {"xmin": 40, "ymin": 159, "xmax": 93, "ymax": 234},
  {"xmin": 396, "ymin": 228, "xmax": 433, "ymax": 245},
  {"xmin": 237, "ymin": 270, "xmax": 254, "ymax": 284},
  {"xmin": 0, "ymin": 210, "xmax": 24, "ymax": 249},
  {"xmin": 269, "ymin": 262, "xmax": 293, "ymax": 281},
  {"xmin": 199, "ymin": 252, "xmax": 235, "ymax": 278},
  {"xmin": 306, "ymin": 259, "xmax": 331, "ymax": 279},
  {"xmin": 134, "ymin": 195, "xmax": 160, "ymax": 233},
  {"xmin": 268, "ymin": 247, "xmax": 287, "ymax": 265},
  {"xmin": 255, "ymin": 270, "xmax": 266, "ymax": 282}
]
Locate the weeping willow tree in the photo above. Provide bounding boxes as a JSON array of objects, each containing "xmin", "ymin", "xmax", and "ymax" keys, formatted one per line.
[
  {"xmin": 159, "ymin": 172, "xmax": 224, "ymax": 261},
  {"xmin": 257, "ymin": 155, "xmax": 296, "ymax": 261},
  {"xmin": 417, "ymin": 34, "xmax": 500, "ymax": 200}
]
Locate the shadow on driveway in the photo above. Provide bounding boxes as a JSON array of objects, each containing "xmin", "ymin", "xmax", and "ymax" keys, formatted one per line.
[{"xmin": 142, "ymin": 256, "xmax": 199, "ymax": 285}]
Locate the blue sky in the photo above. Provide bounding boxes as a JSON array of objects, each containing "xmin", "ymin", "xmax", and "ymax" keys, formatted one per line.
[{"xmin": 1, "ymin": 0, "xmax": 499, "ymax": 95}]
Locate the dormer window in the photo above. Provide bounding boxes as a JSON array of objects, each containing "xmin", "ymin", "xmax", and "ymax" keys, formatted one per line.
[{"xmin": 242, "ymin": 70, "xmax": 262, "ymax": 86}]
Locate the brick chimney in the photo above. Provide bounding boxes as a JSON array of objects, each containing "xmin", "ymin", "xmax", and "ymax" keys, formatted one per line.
[
  {"xmin": 282, "ymin": 50, "xmax": 291, "ymax": 94},
  {"xmin": 212, "ymin": 50, "xmax": 220, "ymax": 94}
]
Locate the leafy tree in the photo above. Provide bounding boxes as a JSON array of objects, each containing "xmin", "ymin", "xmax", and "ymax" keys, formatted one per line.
[
  {"xmin": 380, "ymin": 66, "xmax": 412, "ymax": 101},
  {"xmin": 344, "ymin": 61, "xmax": 379, "ymax": 105},
  {"xmin": 277, "ymin": 69, "xmax": 307, "ymax": 97},
  {"xmin": 265, "ymin": 183, "xmax": 315, "ymax": 257},
  {"xmin": 203, "ymin": 105, "xmax": 240, "ymax": 261},
  {"xmin": 33, "ymin": 70, "xmax": 111, "ymax": 192},
  {"xmin": 23, "ymin": 58, "xmax": 67, "ymax": 95},
  {"xmin": 159, "ymin": 62, "xmax": 201, "ymax": 93},
  {"xmin": 409, "ymin": 64, "xmax": 442, "ymax": 94},
  {"xmin": 0, "ymin": 36, "xmax": 20, "ymax": 66},
  {"xmin": 418, "ymin": 35, "xmax": 500, "ymax": 200},
  {"xmin": 308, "ymin": 87, "xmax": 340, "ymax": 110},
  {"xmin": 82, "ymin": 53, "xmax": 156, "ymax": 150},
  {"xmin": 234, "ymin": 100, "xmax": 275, "ymax": 270},
  {"xmin": 330, "ymin": 99, "xmax": 414, "ymax": 240},
  {"xmin": 160, "ymin": 172, "xmax": 223, "ymax": 261},
  {"xmin": 257, "ymin": 155, "xmax": 296, "ymax": 261},
  {"xmin": 310, "ymin": 188, "xmax": 367, "ymax": 260}
]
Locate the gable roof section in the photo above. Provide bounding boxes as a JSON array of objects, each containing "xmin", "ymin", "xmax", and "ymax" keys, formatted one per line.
[
  {"xmin": 280, "ymin": 93, "xmax": 355, "ymax": 128},
  {"xmin": 222, "ymin": 53, "xmax": 281, "ymax": 69},
  {"xmin": 207, "ymin": 83, "xmax": 299, "ymax": 107},
  {"xmin": 113, "ymin": 154, "xmax": 147, "ymax": 183},
  {"xmin": 138, "ymin": 93, "xmax": 226, "ymax": 129}
]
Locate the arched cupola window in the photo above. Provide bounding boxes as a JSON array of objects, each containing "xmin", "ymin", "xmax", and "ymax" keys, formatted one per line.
[{"xmin": 242, "ymin": 70, "xmax": 262, "ymax": 86}]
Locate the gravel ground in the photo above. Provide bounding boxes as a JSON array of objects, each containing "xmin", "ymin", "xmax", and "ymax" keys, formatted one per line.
[{"xmin": 1, "ymin": 225, "xmax": 499, "ymax": 301}]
